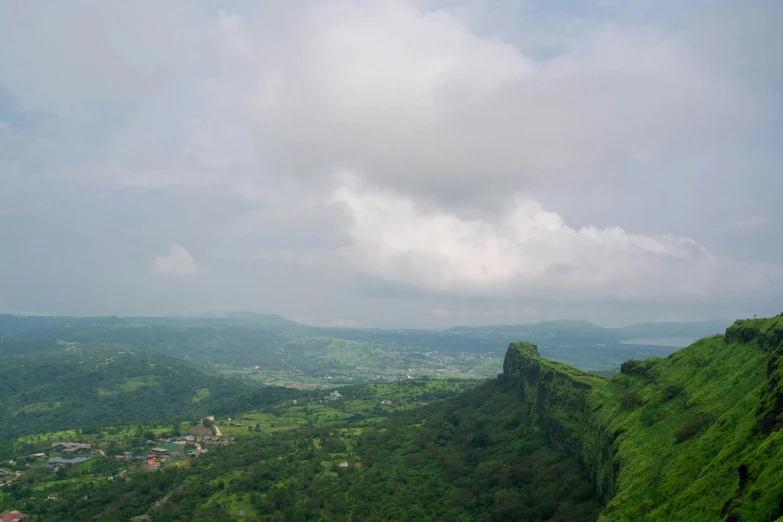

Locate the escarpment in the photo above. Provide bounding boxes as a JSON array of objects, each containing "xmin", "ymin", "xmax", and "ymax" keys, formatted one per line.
[
  {"xmin": 502, "ymin": 342, "xmax": 619, "ymax": 502},
  {"xmin": 502, "ymin": 315, "xmax": 783, "ymax": 521}
]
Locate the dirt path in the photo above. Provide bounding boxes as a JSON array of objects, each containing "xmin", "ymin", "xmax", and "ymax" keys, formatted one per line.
[
  {"xmin": 96, "ymin": 449, "xmax": 106, "ymax": 457},
  {"xmin": 213, "ymin": 424, "xmax": 222, "ymax": 437}
]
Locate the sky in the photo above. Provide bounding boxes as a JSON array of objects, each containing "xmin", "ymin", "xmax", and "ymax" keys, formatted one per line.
[{"xmin": 0, "ymin": 0, "xmax": 781, "ymax": 327}]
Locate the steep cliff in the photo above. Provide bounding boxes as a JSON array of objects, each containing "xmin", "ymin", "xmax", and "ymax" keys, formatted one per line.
[{"xmin": 503, "ymin": 315, "xmax": 783, "ymax": 521}]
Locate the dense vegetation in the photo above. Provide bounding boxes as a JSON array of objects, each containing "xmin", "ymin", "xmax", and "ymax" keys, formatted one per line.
[
  {"xmin": 1, "ymin": 381, "xmax": 601, "ymax": 521},
  {"xmin": 504, "ymin": 315, "xmax": 783, "ymax": 521},
  {"xmin": 0, "ymin": 345, "xmax": 299, "ymax": 440}
]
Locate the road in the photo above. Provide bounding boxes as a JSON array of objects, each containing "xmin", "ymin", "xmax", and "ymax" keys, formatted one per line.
[{"xmin": 213, "ymin": 424, "xmax": 222, "ymax": 437}]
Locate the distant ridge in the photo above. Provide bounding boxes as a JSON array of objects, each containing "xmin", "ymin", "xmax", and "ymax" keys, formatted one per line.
[{"xmin": 222, "ymin": 311, "xmax": 300, "ymax": 326}]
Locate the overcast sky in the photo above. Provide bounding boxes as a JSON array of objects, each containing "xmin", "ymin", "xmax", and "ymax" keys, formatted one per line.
[{"xmin": 0, "ymin": 0, "xmax": 781, "ymax": 327}]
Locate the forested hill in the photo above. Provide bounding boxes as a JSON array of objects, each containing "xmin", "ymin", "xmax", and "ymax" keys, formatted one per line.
[
  {"xmin": 503, "ymin": 314, "xmax": 783, "ymax": 521},
  {"xmin": 0, "ymin": 345, "xmax": 299, "ymax": 440}
]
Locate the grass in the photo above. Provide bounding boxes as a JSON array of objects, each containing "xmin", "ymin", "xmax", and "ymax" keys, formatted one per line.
[
  {"xmin": 191, "ymin": 388, "xmax": 210, "ymax": 403},
  {"xmin": 13, "ymin": 401, "xmax": 63, "ymax": 415},
  {"xmin": 505, "ymin": 317, "xmax": 783, "ymax": 521}
]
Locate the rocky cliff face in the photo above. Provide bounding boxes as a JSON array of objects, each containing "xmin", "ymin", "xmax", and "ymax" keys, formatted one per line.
[
  {"xmin": 502, "ymin": 342, "xmax": 618, "ymax": 502},
  {"xmin": 502, "ymin": 316, "xmax": 783, "ymax": 521}
]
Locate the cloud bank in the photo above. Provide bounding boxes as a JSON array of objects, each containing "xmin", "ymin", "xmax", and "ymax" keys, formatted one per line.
[
  {"xmin": 0, "ymin": 0, "xmax": 780, "ymax": 325},
  {"xmin": 333, "ymin": 176, "xmax": 779, "ymax": 301}
]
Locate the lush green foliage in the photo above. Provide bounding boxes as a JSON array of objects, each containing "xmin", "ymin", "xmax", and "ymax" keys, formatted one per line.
[
  {"xmin": 3, "ymin": 313, "xmax": 774, "ymax": 522},
  {"xmin": 503, "ymin": 315, "xmax": 783, "ymax": 521},
  {"xmin": 0, "ymin": 345, "xmax": 299, "ymax": 440},
  {"xmin": 1, "ymin": 381, "xmax": 600, "ymax": 521}
]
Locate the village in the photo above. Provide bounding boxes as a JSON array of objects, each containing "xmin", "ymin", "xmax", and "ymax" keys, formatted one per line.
[{"xmin": 0, "ymin": 415, "xmax": 237, "ymax": 519}]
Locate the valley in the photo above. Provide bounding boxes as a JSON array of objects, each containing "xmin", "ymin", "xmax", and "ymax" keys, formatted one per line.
[{"xmin": 1, "ymin": 313, "xmax": 777, "ymax": 521}]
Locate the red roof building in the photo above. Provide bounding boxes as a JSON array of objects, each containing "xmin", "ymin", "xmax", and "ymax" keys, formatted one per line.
[{"xmin": 1, "ymin": 511, "xmax": 28, "ymax": 522}]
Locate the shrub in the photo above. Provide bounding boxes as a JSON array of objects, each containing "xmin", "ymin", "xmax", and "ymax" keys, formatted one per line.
[
  {"xmin": 618, "ymin": 392, "xmax": 640, "ymax": 409},
  {"xmin": 675, "ymin": 414, "xmax": 716, "ymax": 443},
  {"xmin": 663, "ymin": 384, "xmax": 684, "ymax": 400}
]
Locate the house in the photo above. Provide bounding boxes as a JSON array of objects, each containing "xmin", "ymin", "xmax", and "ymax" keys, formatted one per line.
[
  {"xmin": 107, "ymin": 475, "xmax": 115, "ymax": 481},
  {"xmin": 324, "ymin": 390, "xmax": 343, "ymax": 400},
  {"xmin": 47, "ymin": 493, "xmax": 59, "ymax": 501},
  {"xmin": 0, "ymin": 511, "xmax": 27, "ymax": 522},
  {"xmin": 380, "ymin": 400, "xmax": 392, "ymax": 405},
  {"xmin": 114, "ymin": 455, "xmax": 125, "ymax": 461},
  {"xmin": 338, "ymin": 460, "xmax": 349, "ymax": 467},
  {"xmin": 51, "ymin": 442, "xmax": 92, "ymax": 454},
  {"xmin": 145, "ymin": 462, "xmax": 161, "ymax": 472},
  {"xmin": 29, "ymin": 453, "xmax": 46, "ymax": 459}
]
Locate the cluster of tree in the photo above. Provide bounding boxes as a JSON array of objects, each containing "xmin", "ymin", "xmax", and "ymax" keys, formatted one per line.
[{"xmin": 0, "ymin": 345, "xmax": 301, "ymax": 440}]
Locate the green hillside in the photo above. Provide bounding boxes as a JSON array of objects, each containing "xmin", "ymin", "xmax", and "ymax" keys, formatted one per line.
[
  {"xmin": 0, "ymin": 345, "xmax": 299, "ymax": 440},
  {"xmin": 503, "ymin": 314, "xmax": 783, "ymax": 521}
]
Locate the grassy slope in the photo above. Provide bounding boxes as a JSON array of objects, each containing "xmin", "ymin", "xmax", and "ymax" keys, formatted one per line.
[{"xmin": 504, "ymin": 315, "xmax": 783, "ymax": 521}]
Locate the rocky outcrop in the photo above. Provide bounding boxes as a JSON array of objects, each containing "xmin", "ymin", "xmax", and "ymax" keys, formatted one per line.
[{"xmin": 502, "ymin": 342, "xmax": 618, "ymax": 502}]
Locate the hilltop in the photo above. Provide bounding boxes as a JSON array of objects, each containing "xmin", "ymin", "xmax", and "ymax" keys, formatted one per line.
[
  {"xmin": 503, "ymin": 314, "xmax": 783, "ymax": 521},
  {"xmin": 0, "ymin": 345, "xmax": 299, "ymax": 440}
]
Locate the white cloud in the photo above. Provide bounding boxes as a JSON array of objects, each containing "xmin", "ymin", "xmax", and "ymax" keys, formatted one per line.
[
  {"xmin": 150, "ymin": 244, "xmax": 200, "ymax": 277},
  {"xmin": 243, "ymin": 1, "xmax": 758, "ymax": 204},
  {"xmin": 431, "ymin": 307, "xmax": 538, "ymax": 321},
  {"xmin": 333, "ymin": 175, "xmax": 779, "ymax": 301},
  {"xmin": 7, "ymin": 1, "xmax": 753, "ymax": 201}
]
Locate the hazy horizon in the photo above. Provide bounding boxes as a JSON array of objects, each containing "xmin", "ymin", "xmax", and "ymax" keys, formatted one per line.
[{"xmin": 0, "ymin": 309, "xmax": 738, "ymax": 331}]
